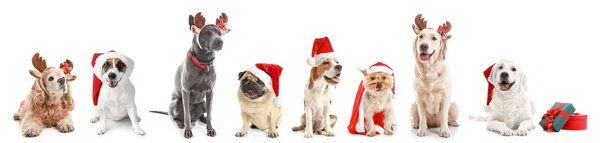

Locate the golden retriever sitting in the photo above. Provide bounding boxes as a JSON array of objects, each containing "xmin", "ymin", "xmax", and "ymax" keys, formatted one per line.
[{"xmin": 13, "ymin": 53, "xmax": 77, "ymax": 137}]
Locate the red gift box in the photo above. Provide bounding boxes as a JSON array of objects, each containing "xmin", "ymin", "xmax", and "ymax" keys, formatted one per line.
[{"xmin": 562, "ymin": 113, "xmax": 587, "ymax": 130}]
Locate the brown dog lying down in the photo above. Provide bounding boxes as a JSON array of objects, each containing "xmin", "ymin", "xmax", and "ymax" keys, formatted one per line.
[{"xmin": 13, "ymin": 53, "xmax": 77, "ymax": 137}]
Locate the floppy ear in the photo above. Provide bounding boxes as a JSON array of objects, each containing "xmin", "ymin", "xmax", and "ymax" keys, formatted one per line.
[
  {"xmin": 358, "ymin": 68, "xmax": 367, "ymax": 76},
  {"xmin": 308, "ymin": 67, "xmax": 318, "ymax": 89},
  {"xmin": 29, "ymin": 69, "xmax": 42, "ymax": 78},
  {"xmin": 412, "ymin": 25, "xmax": 421, "ymax": 35},
  {"xmin": 487, "ymin": 65, "xmax": 497, "ymax": 87},
  {"xmin": 520, "ymin": 72, "xmax": 528, "ymax": 92},
  {"xmin": 67, "ymin": 74, "xmax": 77, "ymax": 82},
  {"xmin": 238, "ymin": 71, "xmax": 246, "ymax": 80},
  {"xmin": 439, "ymin": 42, "xmax": 448, "ymax": 60},
  {"xmin": 444, "ymin": 34, "xmax": 452, "ymax": 40},
  {"xmin": 93, "ymin": 55, "xmax": 106, "ymax": 80},
  {"xmin": 32, "ymin": 81, "xmax": 46, "ymax": 106},
  {"xmin": 123, "ymin": 56, "xmax": 135, "ymax": 77}
]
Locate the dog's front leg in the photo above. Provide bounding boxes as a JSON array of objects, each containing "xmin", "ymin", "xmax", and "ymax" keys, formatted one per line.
[
  {"xmin": 126, "ymin": 104, "xmax": 145, "ymax": 136},
  {"xmin": 205, "ymin": 90, "xmax": 217, "ymax": 137},
  {"xmin": 56, "ymin": 114, "xmax": 74, "ymax": 133},
  {"xmin": 439, "ymin": 99, "xmax": 451, "ymax": 138},
  {"xmin": 96, "ymin": 107, "xmax": 108, "ymax": 135},
  {"xmin": 267, "ymin": 110, "xmax": 279, "ymax": 138},
  {"xmin": 364, "ymin": 108, "xmax": 377, "ymax": 137},
  {"xmin": 181, "ymin": 89, "xmax": 193, "ymax": 138},
  {"xmin": 321, "ymin": 105, "xmax": 335, "ymax": 137},
  {"xmin": 515, "ymin": 118, "xmax": 534, "ymax": 136},
  {"xmin": 383, "ymin": 103, "xmax": 395, "ymax": 135},
  {"xmin": 415, "ymin": 100, "xmax": 428, "ymax": 137},
  {"xmin": 235, "ymin": 112, "xmax": 249, "ymax": 137},
  {"xmin": 20, "ymin": 116, "xmax": 44, "ymax": 137},
  {"xmin": 487, "ymin": 118, "xmax": 513, "ymax": 136},
  {"xmin": 303, "ymin": 106, "xmax": 313, "ymax": 138}
]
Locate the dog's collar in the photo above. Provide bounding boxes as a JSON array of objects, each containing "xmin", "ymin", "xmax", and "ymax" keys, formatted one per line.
[{"xmin": 188, "ymin": 50, "xmax": 210, "ymax": 72}]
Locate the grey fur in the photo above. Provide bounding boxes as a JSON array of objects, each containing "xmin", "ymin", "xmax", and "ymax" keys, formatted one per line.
[{"xmin": 150, "ymin": 15, "xmax": 224, "ymax": 138}]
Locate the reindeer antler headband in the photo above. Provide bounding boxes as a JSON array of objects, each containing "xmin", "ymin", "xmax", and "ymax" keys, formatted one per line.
[
  {"xmin": 413, "ymin": 14, "xmax": 452, "ymax": 37},
  {"xmin": 191, "ymin": 12, "xmax": 230, "ymax": 35}
]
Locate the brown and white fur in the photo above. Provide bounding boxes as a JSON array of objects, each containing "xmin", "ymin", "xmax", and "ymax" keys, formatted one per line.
[
  {"xmin": 410, "ymin": 14, "xmax": 459, "ymax": 138},
  {"xmin": 13, "ymin": 53, "xmax": 77, "ymax": 137},
  {"xmin": 291, "ymin": 58, "xmax": 342, "ymax": 138},
  {"xmin": 359, "ymin": 70, "xmax": 396, "ymax": 137}
]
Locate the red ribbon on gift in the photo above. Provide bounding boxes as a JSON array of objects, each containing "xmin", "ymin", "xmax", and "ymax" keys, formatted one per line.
[{"xmin": 542, "ymin": 103, "xmax": 571, "ymax": 132}]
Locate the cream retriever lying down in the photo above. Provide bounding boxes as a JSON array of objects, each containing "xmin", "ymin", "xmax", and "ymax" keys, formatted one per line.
[{"xmin": 470, "ymin": 60, "xmax": 536, "ymax": 136}]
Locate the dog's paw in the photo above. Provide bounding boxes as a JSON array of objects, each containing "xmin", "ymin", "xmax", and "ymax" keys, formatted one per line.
[
  {"xmin": 58, "ymin": 123, "xmax": 75, "ymax": 133},
  {"xmin": 499, "ymin": 128, "xmax": 514, "ymax": 136},
  {"xmin": 449, "ymin": 120, "xmax": 460, "ymax": 127},
  {"xmin": 23, "ymin": 128, "xmax": 41, "ymax": 137},
  {"xmin": 183, "ymin": 129, "xmax": 193, "ymax": 138},
  {"xmin": 416, "ymin": 128, "xmax": 428, "ymax": 137},
  {"xmin": 384, "ymin": 129, "xmax": 394, "ymax": 135},
  {"xmin": 303, "ymin": 131, "xmax": 313, "ymax": 138},
  {"xmin": 176, "ymin": 122, "xmax": 184, "ymax": 129},
  {"xmin": 515, "ymin": 128, "xmax": 528, "ymax": 136},
  {"xmin": 412, "ymin": 123, "xmax": 419, "ymax": 129},
  {"xmin": 134, "ymin": 129, "xmax": 146, "ymax": 136},
  {"xmin": 268, "ymin": 131, "xmax": 279, "ymax": 138},
  {"xmin": 207, "ymin": 129, "xmax": 216, "ymax": 137},
  {"xmin": 439, "ymin": 128, "xmax": 451, "ymax": 138},
  {"xmin": 366, "ymin": 131, "xmax": 377, "ymax": 137},
  {"xmin": 90, "ymin": 117, "xmax": 100, "ymax": 123},
  {"xmin": 322, "ymin": 130, "xmax": 335, "ymax": 137},
  {"xmin": 96, "ymin": 128, "xmax": 107, "ymax": 135},
  {"xmin": 235, "ymin": 131, "xmax": 246, "ymax": 137}
]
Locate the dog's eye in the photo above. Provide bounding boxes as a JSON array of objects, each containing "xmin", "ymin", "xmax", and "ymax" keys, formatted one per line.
[
  {"xmin": 499, "ymin": 66, "xmax": 503, "ymax": 70},
  {"xmin": 102, "ymin": 63, "xmax": 109, "ymax": 68},
  {"xmin": 323, "ymin": 61, "xmax": 330, "ymax": 65},
  {"xmin": 370, "ymin": 77, "xmax": 375, "ymax": 80},
  {"xmin": 382, "ymin": 77, "xmax": 386, "ymax": 80},
  {"xmin": 48, "ymin": 76, "xmax": 54, "ymax": 81},
  {"xmin": 117, "ymin": 61, "xmax": 125, "ymax": 69},
  {"xmin": 419, "ymin": 35, "xmax": 424, "ymax": 38},
  {"xmin": 431, "ymin": 37, "xmax": 437, "ymax": 41},
  {"xmin": 511, "ymin": 68, "xmax": 517, "ymax": 71}
]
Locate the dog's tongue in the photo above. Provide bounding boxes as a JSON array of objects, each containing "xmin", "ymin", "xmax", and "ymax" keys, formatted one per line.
[
  {"xmin": 500, "ymin": 83, "xmax": 509, "ymax": 90},
  {"xmin": 331, "ymin": 77, "xmax": 339, "ymax": 82},
  {"xmin": 370, "ymin": 84, "xmax": 377, "ymax": 90},
  {"xmin": 419, "ymin": 54, "xmax": 429, "ymax": 61},
  {"xmin": 110, "ymin": 81, "xmax": 117, "ymax": 86}
]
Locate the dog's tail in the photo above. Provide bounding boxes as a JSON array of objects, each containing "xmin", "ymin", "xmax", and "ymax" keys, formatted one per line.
[
  {"xmin": 468, "ymin": 113, "xmax": 489, "ymax": 121},
  {"xmin": 149, "ymin": 111, "xmax": 169, "ymax": 115}
]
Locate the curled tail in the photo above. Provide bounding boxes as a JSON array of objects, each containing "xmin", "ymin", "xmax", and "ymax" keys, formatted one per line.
[
  {"xmin": 149, "ymin": 111, "xmax": 169, "ymax": 115},
  {"xmin": 469, "ymin": 105, "xmax": 491, "ymax": 121}
]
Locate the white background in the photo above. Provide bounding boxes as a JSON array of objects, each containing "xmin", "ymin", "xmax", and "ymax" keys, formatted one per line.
[{"xmin": 0, "ymin": 0, "xmax": 597, "ymax": 143}]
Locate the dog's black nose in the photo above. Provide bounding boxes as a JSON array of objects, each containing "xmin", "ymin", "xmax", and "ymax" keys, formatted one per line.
[
  {"xmin": 335, "ymin": 65, "xmax": 342, "ymax": 71},
  {"xmin": 420, "ymin": 44, "xmax": 428, "ymax": 52},
  {"xmin": 57, "ymin": 77, "xmax": 65, "ymax": 84},
  {"xmin": 214, "ymin": 39, "xmax": 223, "ymax": 46},
  {"xmin": 108, "ymin": 73, "xmax": 117, "ymax": 80},
  {"xmin": 500, "ymin": 72, "xmax": 509, "ymax": 79},
  {"xmin": 376, "ymin": 83, "xmax": 382, "ymax": 89}
]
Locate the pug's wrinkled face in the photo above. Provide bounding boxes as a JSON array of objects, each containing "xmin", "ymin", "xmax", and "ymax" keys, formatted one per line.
[{"xmin": 238, "ymin": 71, "xmax": 268, "ymax": 100}]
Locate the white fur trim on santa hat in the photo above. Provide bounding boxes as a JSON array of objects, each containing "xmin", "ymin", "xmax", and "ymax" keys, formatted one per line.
[
  {"xmin": 367, "ymin": 66, "xmax": 393, "ymax": 75},
  {"xmin": 246, "ymin": 66, "xmax": 273, "ymax": 91},
  {"xmin": 273, "ymin": 97, "xmax": 281, "ymax": 107},
  {"xmin": 93, "ymin": 52, "xmax": 135, "ymax": 80},
  {"xmin": 307, "ymin": 52, "xmax": 336, "ymax": 67}
]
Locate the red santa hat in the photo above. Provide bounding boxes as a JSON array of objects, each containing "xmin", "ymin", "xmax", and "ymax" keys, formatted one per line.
[
  {"xmin": 306, "ymin": 36, "xmax": 336, "ymax": 67},
  {"xmin": 347, "ymin": 62, "xmax": 398, "ymax": 135},
  {"xmin": 246, "ymin": 63, "xmax": 283, "ymax": 107},
  {"xmin": 483, "ymin": 64, "xmax": 495, "ymax": 113},
  {"xmin": 91, "ymin": 50, "xmax": 134, "ymax": 106}
]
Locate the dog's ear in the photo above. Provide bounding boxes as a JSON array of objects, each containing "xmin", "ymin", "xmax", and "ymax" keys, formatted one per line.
[
  {"xmin": 358, "ymin": 68, "xmax": 367, "ymax": 76},
  {"xmin": 238, "ymin": 71, "xmax": 246, "ymax": 80},
  {"xmin": 216, "ymin": 12, "xmax": 230, "ymax": 35},
  {"xmin": 413, "ymin": 14, "xmax": 427, "ymax": 35},
  {"xmin": 487, "ymin": 64, "xmax": 497, "ymax": 87},
  {"xmin": 520, "ymin": 71, "xmax": 528, "ymax": 92},
  {"xmin": 308, "ymin": 67, "xmax": 318, "ymax": 89},
  {"xmin": 439, "ymin": 42, "xmax": 448, "ymax": 60},
  {"xmin": 29, "ymin": 69, "xmax": 42, "ymax": 79},
  {"xmin": 444, "ymin": 34, "xmax": 452, "ymax": 40},
  {"xmin": 32, "ymin": 81, "xmax": 46, "ymax": 106},
  {"xmin": 67, "ymin": 74, "xmax": 77, "ymax": 82},
  {"xmin": 190, "ymin": 12, "xmax": 206, "ymax": 35}
]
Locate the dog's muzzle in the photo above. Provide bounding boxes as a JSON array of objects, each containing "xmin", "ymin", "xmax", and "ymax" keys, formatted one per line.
[
  {"xmin": 498, "ymin": 72, "xmax": 515, "ymax": 91},
  {"xmin": 241, "ymin": 81, "xmax": 265, "ymax": 99}
]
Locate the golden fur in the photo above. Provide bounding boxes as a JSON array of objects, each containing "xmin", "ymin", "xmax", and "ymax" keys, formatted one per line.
[
  {"xmin": 410, "ymin": 14, "xmax": 459, "ymax": 138},
  {"xmin": 235, "ymin": 72, "xmax": 283, "ymax": 138},
  {"xmin": 359, "ymin": 70, "xmax": 395, "ymax": 136},
  {"xmin": 13, "ymin": 53, "xmax": 77, "ymax": 137}
]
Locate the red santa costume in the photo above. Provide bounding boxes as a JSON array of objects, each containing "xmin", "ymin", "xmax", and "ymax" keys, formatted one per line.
[
  {"xmin": 348, "ymin": 62, "xmax": 398, "ymax": 135},
  {"xmin": 483, "ymin": 64, "xmax": 495, "ymax": 113},
  {"xmin": 91, "ymin": 50, "xmax": 134, "ymax": 110},
  {"xmin": 245, "ymin": 63, "xmax": 283, "ymax": 107}
]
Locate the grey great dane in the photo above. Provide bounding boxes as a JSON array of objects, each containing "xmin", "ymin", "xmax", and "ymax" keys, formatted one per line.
[{"xmin": 150, "ymin": 12, "xmax": 231, "ymax": 138}]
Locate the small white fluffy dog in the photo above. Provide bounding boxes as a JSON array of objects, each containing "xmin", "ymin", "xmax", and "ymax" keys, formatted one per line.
[
  {"xmin": 90, "ymin": 51, "xmax": 145, "ymax": 135},
  {"xmin": 469, "ymin": 60, "xmax": 536, "ymax": 136},
  {"xmin": 292, "ymin": 37, "xmax": 342, "ymax": 138},
  {"xmin": 410, "ymin": 14, "xmax": 459, "ymax": 138}
]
